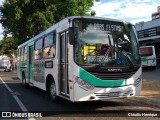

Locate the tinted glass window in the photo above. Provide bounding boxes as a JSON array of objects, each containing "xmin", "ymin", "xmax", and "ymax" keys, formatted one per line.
[
  {"xmin": 35, "ymin": 49, "xmax": 42, "ymax": 59},
  {"xmin": 35, "ymin": 38, "xmax": 43, "ymax": 50},
  {"xmin": 44, "ymin": 33, "xmax": 53, "ymax": 47},
  {"xmin": 43, "ymin": 32, "xmax": 56, "ymax": 58},
  {"xmin": 23, "ymin": 46, "xmax": 27, "ymax": 61},
  {"xmin": 20, "ymin": 48, "xmax": 23, "ymax": 61},
  {"xmin": 24, "ymin": 46, "xmax": 27, "ymax": 54}
]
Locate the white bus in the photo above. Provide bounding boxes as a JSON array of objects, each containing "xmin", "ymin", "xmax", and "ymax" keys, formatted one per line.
[
  {"xmin": 139, "ymin": 46, "xmax": 156, "ymax": 69},
  {"xmin": 17, "ymin": 16, "xmax": 142, "ymax": 102}
]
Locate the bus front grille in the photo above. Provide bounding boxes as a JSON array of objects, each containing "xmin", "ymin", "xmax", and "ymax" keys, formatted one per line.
[{"xmin": 89, "ymin": 71, "xmax": 136, "ymax": 80}]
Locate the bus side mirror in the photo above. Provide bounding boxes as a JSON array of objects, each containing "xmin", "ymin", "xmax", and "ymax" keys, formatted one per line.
[{"xmin": 69, "ymin": 27, "xmax": 78, "ymax": 45}]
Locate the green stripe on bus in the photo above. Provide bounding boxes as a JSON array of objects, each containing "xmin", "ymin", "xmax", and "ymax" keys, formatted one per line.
[
  {"xmin": 79, "ymin": 68, "xmax": 125, "ymax": 87},
  {"xmin": 141, "ymin": 57, "xmax": 147, "ymax": 62}
]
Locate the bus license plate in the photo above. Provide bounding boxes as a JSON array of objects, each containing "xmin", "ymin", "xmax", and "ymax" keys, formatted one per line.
[{"xmin": 109, "ymin": 92, "xmax": 120, "ymax": 97}]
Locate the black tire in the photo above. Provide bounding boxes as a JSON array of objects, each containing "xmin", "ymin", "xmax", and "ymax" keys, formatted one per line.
[
  {"xmin": 22, "ymin": 74, "xmax": 28, "ymax": 88},
  {"xmin": 152, "ymin": 66, "xmax": 156, "ymax": 70},
  {"xmin": 49, "ymin": 80, "xmax": 59, "ymax": 102}
]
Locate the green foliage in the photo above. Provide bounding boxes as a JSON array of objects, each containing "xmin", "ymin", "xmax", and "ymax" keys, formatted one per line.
[
  {"xmin": 0, "ymin": 37, "xmax": 18, "ymax": 57},
  {"xmin": 91, "ymin": 10, "xmax": 96, "ymax": 16},
  {"xmin": 0, "ymin": 0, "xmax": 97, "ymax": 45}
]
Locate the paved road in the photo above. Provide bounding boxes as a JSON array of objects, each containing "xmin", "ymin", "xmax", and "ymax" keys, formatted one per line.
[
  {"xmin": 142, "ymin": 67, "xmax": 160, "ymax": 81},
  {"xmin": 0, "ymin": 71, "xmax": 159, "ymax": 119}
]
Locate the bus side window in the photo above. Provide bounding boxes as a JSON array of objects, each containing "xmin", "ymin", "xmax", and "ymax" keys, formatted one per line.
[
  {"xmin": 17, "ymin": 48, "xmax": 20, "ymax": 62},
  {"xmin": 20, "ymin": 48, "xmax": 23, "ymax": 61},
  {"xmin": 23, "ymin": 46, "xmax": 27, "ymax": 61},
  {"xmin": 43, "ymin": 32, "xmax": 56, "ymax": 58},
  {"xmin": 35, "ymin": 38, "xmax": 43, "ymax": 59}
]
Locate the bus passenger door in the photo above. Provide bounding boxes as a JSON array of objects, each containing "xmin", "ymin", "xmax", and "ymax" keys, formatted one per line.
[
  {"xmin": 28, "ymin": 45, "xmax": 34, "ymax": 83},
  {"xmin": 59, "ymin": 32, "xmax": 69, "ymax": 96}
]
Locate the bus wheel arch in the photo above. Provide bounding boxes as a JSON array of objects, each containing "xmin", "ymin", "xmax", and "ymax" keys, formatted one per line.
[{"xmin": 46, "ymin": 74, "xmax": 59, "ymax": 102}]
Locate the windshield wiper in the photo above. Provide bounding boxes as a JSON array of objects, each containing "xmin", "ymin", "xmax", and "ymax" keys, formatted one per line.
[{"xmin": 121, "ymin": 51, "xmax": 134, "ymax": 68}]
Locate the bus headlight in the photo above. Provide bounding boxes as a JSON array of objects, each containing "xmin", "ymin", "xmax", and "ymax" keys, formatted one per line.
[
  {"xmin": 134, "ymin": 77, "xmax": 141, "ymax": 87},
  {"xmin": 75, "ymin": 76, "xmax": 94, "ymax": 90}
]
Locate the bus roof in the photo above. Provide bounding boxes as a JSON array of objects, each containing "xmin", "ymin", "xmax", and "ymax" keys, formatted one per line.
[{"xmin": 18, "ymin": 16, "xmax": 124, "ymax": 48}]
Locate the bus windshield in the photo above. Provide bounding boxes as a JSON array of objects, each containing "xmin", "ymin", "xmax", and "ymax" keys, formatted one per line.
[{"xmin": 73, "ymin": 19, "xmax": 141, "ymax": 67}]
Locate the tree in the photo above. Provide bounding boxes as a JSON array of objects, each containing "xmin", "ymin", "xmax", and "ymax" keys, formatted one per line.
[
  {"xmin": 0, "ymin": 0, "xmax": 99, "ymax": 45},
  {"xmin": 91, "ymin": 10, "xmax": 96, "ymax": 16},
  {"xmin": 0, "ymin": 37, "xmax": 18, "ymax": 57},
  {"xmin": 0, "ymin": 37, "xmax": 18, "ymax": 71}
]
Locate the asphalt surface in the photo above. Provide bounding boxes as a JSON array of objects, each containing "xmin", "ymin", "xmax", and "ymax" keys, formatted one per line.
[
  {"xmin": 127, "ymin": 68, "xmax": 160, "ymax": 108},
  {"xmin": 0, "ymin": 70, "xmax": 159, "ymax": 120}
]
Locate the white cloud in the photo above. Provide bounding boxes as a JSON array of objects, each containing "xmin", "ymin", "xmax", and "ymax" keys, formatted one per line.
[{"xmin": 92, "ymin": 0, "xmax": 160, "ymax": 24}]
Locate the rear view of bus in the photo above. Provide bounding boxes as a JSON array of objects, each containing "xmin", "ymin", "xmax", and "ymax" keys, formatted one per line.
[{"xmin": 139, "ymin": 46, "xmax": 156, "ymax": 69}]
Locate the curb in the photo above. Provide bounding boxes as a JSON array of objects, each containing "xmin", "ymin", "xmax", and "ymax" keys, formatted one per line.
[{"xmin": 127, "ymin": 96, "xmax": 160, "ymax": 108}]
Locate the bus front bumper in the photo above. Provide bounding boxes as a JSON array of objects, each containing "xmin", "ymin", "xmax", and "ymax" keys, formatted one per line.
[{"xmin": 73, "ymin": 81, "xmax": 142, "ymax": 102}]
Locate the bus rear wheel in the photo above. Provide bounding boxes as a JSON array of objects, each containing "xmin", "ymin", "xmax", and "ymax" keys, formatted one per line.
[
  {"xmin": 49, "ymin": 81, "xmax": 59, "ymax": 102},
  {"xmin": 22, "ymin": 74, "xmax": 28, "ymax": 88}
]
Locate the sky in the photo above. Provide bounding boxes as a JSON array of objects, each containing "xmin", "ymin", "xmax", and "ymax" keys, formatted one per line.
[
  {"xmin": 0, "ymin": 0, "xmax": 160, "ymax": 40},
  {"xmin": 92, "ymin": 0, "xmax": 160, "ymax": 23}
]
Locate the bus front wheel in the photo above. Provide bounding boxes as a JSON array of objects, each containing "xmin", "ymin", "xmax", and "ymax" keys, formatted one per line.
[{"xmin": 49, "ymin": 81, "xmax": 59, "ymax": 102}]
